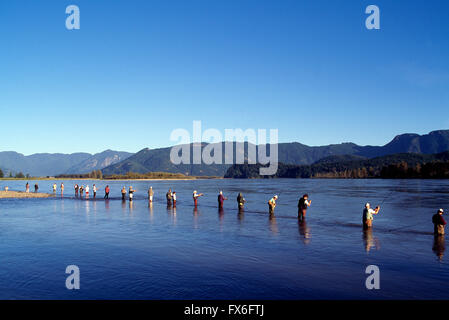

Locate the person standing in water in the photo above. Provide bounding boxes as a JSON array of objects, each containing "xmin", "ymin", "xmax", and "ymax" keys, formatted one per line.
[
  {"xmin": 148, "ymin": 186, "xmax": 154, "ymax": 203},
  {"xmin": 25, "ymin": 182, "xmax": 30, "ymax": 193},
  {"xmin": 362, "ymin": 203, "xmax": 380, "ymax": 229},
  {"xmin": 432, "ymin": 209, "xmax": 447, "ymax": 236},
  {"xmin": 121, "ymin": 186, "xmax": 127, "ymax": 201},
  {"xmin": 218, "ymin": 191, "xmax": 228, "ymax": 209},
  {"xmin": 52, "ymin": 183, "xmax": 57, "ymax": 193},
  {"xmin": 298, "ymin": 194, "xmax": 312, "ymax": 220},
  {"xmin": 166, "ymin": 189, "xmax": 173, "ymax": 206},
  {"xmin": 172, "ymin": 191, "xmax": 177, "ymax": 207},
  {"xmin": 104, "ymin": 185, "xmax": 110, "ymax": 199},
  {"xmin": 129, "ymin": 186, "xmax": 136, "ymax": 201},
  {"xmin": 268, "ymin": 195, "xmax": 278, "ymax": 214},
  {"xmin": 61, "ymin": 183, "xmax": 64, "ymax": 195},
  {"xmin": 193, "ymin": 190, "xmax": 204, "ymax": 207},
  {"xmin": 34, "ymin": 183, "xmax": 39, "ymax": 193},
  {"xmin": 80, "ymin": 185, "xmax": 84, "ymax": 196},
  {"xmin": 85, "ymin": 185, "xmax": 90, "ymax": 198},
  {"xmin": 237, "ymin": 193, "xmax": 246, "ymax": 211},
  {"xmin": 93, "ymin": 184, "xmax": 97, "ymax": 198},
  {"xmin": 75, "ymin": 184, "xmax": 79, "ymax": 197}
]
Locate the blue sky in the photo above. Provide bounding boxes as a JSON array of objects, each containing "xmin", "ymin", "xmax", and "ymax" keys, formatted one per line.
[{"xmin": 0, "ymin": 0, "xmax": 448, "ymax": 155}]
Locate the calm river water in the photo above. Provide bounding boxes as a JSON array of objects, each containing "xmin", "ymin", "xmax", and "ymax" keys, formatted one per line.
[{"xmin": 0, "ymin": 179, "xmax": 448, "ymax": 299}]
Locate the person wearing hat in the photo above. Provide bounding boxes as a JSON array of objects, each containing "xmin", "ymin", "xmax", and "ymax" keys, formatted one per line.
[
  {"xmin": 298, "ymin": 194, "xmax": 312, "ymax": 220},
  {"xmin": 121, "ymin": 186, "xmax": 127, "ymax": 201},
  {"xmin": 237, "ymin": 192, "xmax": 246, "ymax": 211},
  {"xmin": 129, "ymin": 186, "xmax": 136, "ymax": 201},
  {"xmin": 218, "ymin": 190, "xmax": 228, "ymax": 209},
  {"xmin": 432, "ymin": 209, "xmax": 447, "ymax": 236},
  {"xmin": 268, "ymin": 195, "xmax": 278, "ymax": 214},
  {"xmin": 193, "ymin": 190, "xmax": 203, "ymax": 207},
  {"xmin": 362, "ymin": 203, "xmax": 380, "ymax": 229},
  {"xmin": 166, "ymin": 189, "xmax": 173, "ymax": 206}
]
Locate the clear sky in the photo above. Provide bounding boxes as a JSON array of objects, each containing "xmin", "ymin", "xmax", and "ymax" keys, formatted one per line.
[{"xmin": 0, "ymin": 0, "xmax": 448, "ymax": 155}]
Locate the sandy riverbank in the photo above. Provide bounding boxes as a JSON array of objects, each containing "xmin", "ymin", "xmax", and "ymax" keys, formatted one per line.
[{"xmin": 0, "ymin": 191, "xmax": 54, "ymax": 199}]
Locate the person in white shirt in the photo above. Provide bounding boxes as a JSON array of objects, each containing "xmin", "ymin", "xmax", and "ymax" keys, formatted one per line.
[
  {"xmin": 85, "ymin": 185, "xmax": 90, "ymax": 197},
  {"xmin": 362, "ymin": 203, "xmax": 380, "ymax": 229}
]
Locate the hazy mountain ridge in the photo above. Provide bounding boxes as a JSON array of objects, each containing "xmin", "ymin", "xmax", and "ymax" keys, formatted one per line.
[
  {"xmin": 65, "ymin": 150, "xmax": 133, "ymax": 174},
  {"xmin": 0, "ymin": 150, "xmax": 130, "ymax": 176}
]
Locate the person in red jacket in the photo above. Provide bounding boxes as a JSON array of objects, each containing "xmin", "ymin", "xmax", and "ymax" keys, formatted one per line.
[
  {"xmin": 218, "ymin": 191, "xmax": 228, "ymax": 209},
  {"xmin": 432, "ymin": 209, "xmax": 446, "ymax": 235},
  {"xmin": 104, "ymin": 185, "xmax": 110, "ymax": 199}
]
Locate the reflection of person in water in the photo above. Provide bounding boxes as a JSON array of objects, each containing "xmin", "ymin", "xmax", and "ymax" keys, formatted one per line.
[
  {"xmin": 433, "ymin": 235, "xmax": 445, "ymax": 261},
  {"xmin": 363, "ymin": 228, "xmax": 380, "ymax": 253},
  {"xmin": 269, "ymin": 213, "xmax": 278, "ymax": 235},
  {"xmin": 298, "ymin": 219, "xmax": 311, "ymax": 245}
]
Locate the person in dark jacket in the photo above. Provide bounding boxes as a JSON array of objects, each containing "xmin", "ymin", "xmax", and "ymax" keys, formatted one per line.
[
  {"xmin": 218, "ymin": 191, "xmax": 228, "ymax": 209},
  {"xmin": 166, "ymin": 189, "xmax": 173, "ymax": 206},
  {"xmin": 298, "ymin": 194, "xmax": 312, "ymax": 220},
  {"xmin": 432, "ymin": 209, "xmax": 447, "ymax": 235},
  {"xmin": 237, "ymin": 193, "xmax": 246, "ymax": 211}
]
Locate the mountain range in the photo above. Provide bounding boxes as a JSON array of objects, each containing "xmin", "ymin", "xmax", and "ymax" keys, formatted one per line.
[
  {"xmin": 0, "ymin": 150, "xmax": 132, "ymax": 177},
  {"xmin": 1, "ymin": 130, "xmax": 449, "ymax": 177},
  {"xmin": 102, "ymin": 130, "xmax": 449, "ymax": 176}
]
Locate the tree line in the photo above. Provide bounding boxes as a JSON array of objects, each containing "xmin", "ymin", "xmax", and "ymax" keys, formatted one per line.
[{"xmin": 224, "ymin": 151, "xmax": 449, "ymax": 179}]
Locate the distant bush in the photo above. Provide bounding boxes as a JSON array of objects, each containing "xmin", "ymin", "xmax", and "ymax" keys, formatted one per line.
[{"xmin": 15, "ymin": 172, "xmax": 25, "ymax": 179}]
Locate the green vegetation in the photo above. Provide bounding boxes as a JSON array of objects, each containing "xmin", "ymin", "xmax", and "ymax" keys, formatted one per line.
[
  {"xmin": 104, "ymin": 171, "xmax": 212, "ymax": 180},
  {"xmin": 224, "ymin": 151, "xmax": 449, "ymax": 179},
  {"xmin": 55, "ymin": 170, "xmax": 217, "ymax": 180},
  {"xmin": 15, "ymin": 172, "xmax": 25, "ymax": 179}
]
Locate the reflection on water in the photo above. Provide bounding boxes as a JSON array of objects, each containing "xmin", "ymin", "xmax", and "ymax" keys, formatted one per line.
[
  {"xmin": 269, "ymin": 213, "xmax": 278, "ymax": 235},
  {"xmin": 298, "ymin": 219, "xmax": 311, "ymax": 245},
  {"xmin": 433, "ymin": 235, "xmax": 446, "ymax": 261},
  {"xmin": 363, "ymin": 228, "xmax": 380, "ymax": 253}
]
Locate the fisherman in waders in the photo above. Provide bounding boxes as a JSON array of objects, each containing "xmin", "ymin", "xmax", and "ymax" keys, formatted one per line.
[
  {"xmin": 362, "ymin": 203, "xmax": 380, "ymax": 229},
  {"xmin": 268, "ymin": 195, "xmax": 278, "ymax": 214},
  {"xmin": 432, "ymin": 209, "xmax": 447, "ymax": 236},
  {"xmin": 121, "ymin": 186, "xmax": 127, "ymax": 201},
  {"xmin": 104, "ymin": 185, "xmax": 110, "ymax": 199},
  {"xmin": 193, "ymin": 190, "xmax": 203, "ymax": 207},
  {"xmin": 298, "ymin": 194, "xmax": 312, "ymax": 220},
  {"xmin": 218, "ymin": 191, "xmax": 228, "ymax": 209},
  {"xmin": 172, "ymin": 191, "xmax": 177, "ymax": 207},
  {"xmin": 237, "ymin": 193, "xmax": 246, "ymax": 211},
  {"xmin": 129, "ymin": 186, "xmax": 136, "ymax": 201},
  {"xmin": 166, "ymin": 189, "xmax": 173, "ymax": 206}
]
